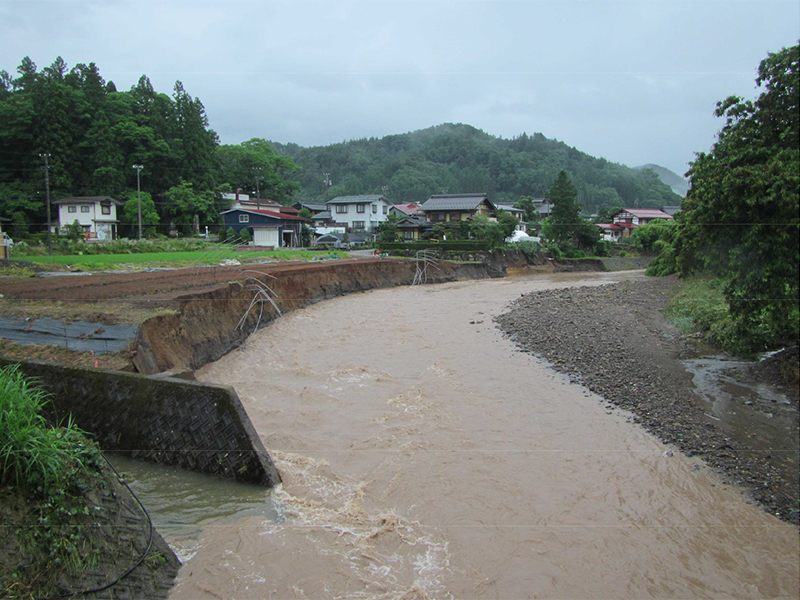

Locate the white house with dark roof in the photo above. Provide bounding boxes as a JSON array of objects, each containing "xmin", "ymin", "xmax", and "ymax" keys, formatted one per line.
[
  {"xmin": 55, "ymin": 196, "xmax": 121, "ymax": 240},
  {"xmin": 420, "ymin": 193, "xmax": 496, "ymax": 223},
  {"xmin": 326, "ymin": 195, "xmax": 391, "ymax": 232}
]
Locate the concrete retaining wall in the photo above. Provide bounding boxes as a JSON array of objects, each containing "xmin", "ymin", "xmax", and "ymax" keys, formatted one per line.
[{"xmin": 1, "ymin": 359, "xmax": 281, "ymax": 487}]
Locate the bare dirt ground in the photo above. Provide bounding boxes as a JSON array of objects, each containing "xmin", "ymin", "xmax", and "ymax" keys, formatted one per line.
[{"xmin": 0, "ymin": 257, "xmax": 386, "ymax": 309}]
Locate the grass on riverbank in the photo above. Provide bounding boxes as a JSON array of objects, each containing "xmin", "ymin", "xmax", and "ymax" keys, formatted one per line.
[
  {"xmin": 0, "ymin": 365, "xmax": 108, "ymax": 598},
  {"xmin": 664, "ymin": 277, "xmax": 793, "ymax": 356},
  {"xmin": 17, "ymin": 248, "xmax": 348, "ymax": 270}
]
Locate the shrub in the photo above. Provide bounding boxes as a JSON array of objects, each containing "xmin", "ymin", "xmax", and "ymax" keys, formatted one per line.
[
  {"xmin": 593, "ymin": 240, "xmax": 611, "ymax": 257},
  {"xmin": 238, "ymin": 227, "xmax": 251, "ymax": 243}
]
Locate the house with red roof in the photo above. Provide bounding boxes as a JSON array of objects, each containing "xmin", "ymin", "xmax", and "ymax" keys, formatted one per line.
[
  {"xmin": 220, "ymin": 207, "xmax": 308, "ymax": 248},
  {"xmin": 606, "ymin": 208, "xmax": 673, "ymax": 239}
]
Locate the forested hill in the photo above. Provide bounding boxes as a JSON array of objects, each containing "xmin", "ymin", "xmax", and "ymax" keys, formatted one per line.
[
  {"xmin": 270, "ymin": 123, "xmax": 680, "ymax": 210},
  {"xmin": 634, "ymin": 163, "xmax": 689, "ymax": 197}
]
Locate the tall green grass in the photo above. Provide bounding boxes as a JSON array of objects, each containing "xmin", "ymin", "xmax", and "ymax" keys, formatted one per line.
[{"xmin": 0, "ymin": 365, "xmax": 93, "ymax": 493}]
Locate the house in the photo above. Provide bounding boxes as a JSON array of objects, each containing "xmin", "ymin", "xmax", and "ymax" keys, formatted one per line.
[
  {"xmin": 222, "ymin": 191, "xmax": 282, "ymax": 212},
  {"xmin": 610, "ymin": 208, "xmax": 673, "ymax": 237},
  {"xmin": 596, "ymin": 222, "xmax": 624, "ymax": 242},
  {"xmin": 293, "ymin": 201, "xmax": 329, "ymax": 216},
  {"xmin": 54, "ymin": 196, "xmax": 121, "ymax": 241},
  {"xmin": 494, "ymin": 202, "xmax": 527, "ymax": 233},
  {"xmin": 220, "ymin": 207, "xmax": 307, "ymax": 248},
  {"xmin": 419, "ymin": 193, "xmax": 496, "ymax": 223},
  {"xmin": 389, "ymin": 202, "xmax": 421, "ymax": 219},
  {"xmin": 396, "ymin": 214, "xmax": 430, "ymax": 241},
  {"xmin": 327, "ymin": 195, "xmax": 391, "ymax": 232}
]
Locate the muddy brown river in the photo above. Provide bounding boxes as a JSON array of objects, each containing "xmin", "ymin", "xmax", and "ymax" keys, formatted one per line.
[{"xmin": 169, "ymin": 271, "xmax": 799, "ymax": 599}]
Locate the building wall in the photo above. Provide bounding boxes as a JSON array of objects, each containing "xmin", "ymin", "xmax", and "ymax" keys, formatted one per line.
[{"xmin": 329, "ymin": 199, "xmax": 390, "ymax": 231}]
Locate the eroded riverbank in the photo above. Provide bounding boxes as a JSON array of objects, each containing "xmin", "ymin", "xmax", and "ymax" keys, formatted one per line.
[{"xmin": 168, "ymin": 271, "xmax": 798, "ymax": 599}]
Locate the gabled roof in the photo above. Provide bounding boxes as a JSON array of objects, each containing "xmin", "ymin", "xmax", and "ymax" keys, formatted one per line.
[
  {"xmin": 421, "ymin": 193, "xmax": 494, "ymax": 212},
  {"xmin": 391, "ymin": 203, "xmax": 421, "ymax": 215},
  {"xmin": 220, "ymin": 208, "xmax": 307, "ymax": 222},
  {"xmin": 295, "ymin": 202, "xmax": 328, "ymax": 212},
  {"xmin": 397, "ymin": 214, "xmax": 429, "ymax": 229},
  {"xmin": 327, "ymin": 195, "xmax": 387, "ymax": 204},
  {"xmin": 55, "ymin": 196, "xmax": 121, "ymax": 205},
  {"xmin": 495, "ymin": 203, "xmax": 524, "ymax": 214},
  {"xmin": 597, "ymin": 223, "xmax": 623, "ymax": 230},
  {"xmin": 312, "ymin": 210, "xmax": 332, "ymax": 220},
  {"xmin": 612, "ymin": 208, "xmax": 673, "ymax": 220}
]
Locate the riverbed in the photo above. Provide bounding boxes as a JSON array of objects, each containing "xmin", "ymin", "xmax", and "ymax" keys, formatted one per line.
[{"xmin": 169, "ymin": 271, "xmax": 799, "ymax": 599}]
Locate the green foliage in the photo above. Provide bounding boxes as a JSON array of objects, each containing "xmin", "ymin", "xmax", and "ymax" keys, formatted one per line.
[
  {"xmin": 678, "ymin": 43, "xmax": 799, "ymax": 345},
  {"xmin": 215, "ymin": 138, "xmax": 300, "ymax": 205},
  {"xmin": 120, "ymin": 190, "xmax": 160, "ymax": 234},
  {"xmin": 238, "ymin": 227, "xmax": 251, "ymax": 243},
  {"xmin": 0, "ymin": 365, "xmax": 99, "ymax": 493},
  {"xmin": 64, "ymin": 220, "xmax": 82, "ymax": 242},
  {"xmin": 274, "ymin": 124, "xmax": 679, "ymax": 208},
  {"xmin": 301, "ymin": 224, "xmax": 312, "ymax": 247},
  {"xmin": 513, "ymin": 196, "xmax": 540, "ymax": 223},
  {"xmin": 468, "ymin": 214, "xmax": 505, "ymax": 248},
  {"xmin": 376, "ymin": 212, "xmax": 401, "ymax": 244},
  {"xmin": 593, "ymin": 240, "xmax": 611, "ymax": 257},
  {"xmin": 226, "ymin": 227, "xmax": 237, "ymax": 243},
  {"xmin": 665, "ymin": 278, "xmax": 779, "ymax": 356},
  {"xmin": 495, "ymin": 210, "xmax": 520, "ymax": 240}
]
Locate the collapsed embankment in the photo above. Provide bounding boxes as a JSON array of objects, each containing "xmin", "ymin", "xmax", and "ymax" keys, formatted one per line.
[{"xmin": 134, "ymin": 255, "xmax": 527, "ymax": 374}]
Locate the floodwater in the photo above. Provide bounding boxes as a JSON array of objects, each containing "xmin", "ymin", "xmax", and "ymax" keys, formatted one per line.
[{"xmin": 167, "ymin": 271, "xmax": 798, "ymax": 599}]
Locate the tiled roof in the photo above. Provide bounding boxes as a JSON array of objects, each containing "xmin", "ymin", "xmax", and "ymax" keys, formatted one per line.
[
  {"xmin": 312, "ymin": 210, "xmax": 332, "ymax": 220},
  {"xmin": 421, "ymin": 193, "xmax": 492, "ymax": 211},
  {"xmin": 597, "ymin": 223, "xmax": 623, "ymax": 230},
  {"xmin": 614, "ymin": 208, "xmax": 673, "ymax": 219},
  {"xmin": 391, "ymin": 203, "xmax": 421, "ymax": 215},
  {"xmin": 327, "ymin": 195, "xmax": 387, "ymax": 204},
  {"xmin": 297, "ymin": 202, "xmax": 328, "ymax": 212}
]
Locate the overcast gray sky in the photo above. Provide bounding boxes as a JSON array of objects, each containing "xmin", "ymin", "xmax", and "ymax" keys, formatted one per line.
[{"xmin": 2, "ymin": 0, "xmax": 798, "ymax": 177}]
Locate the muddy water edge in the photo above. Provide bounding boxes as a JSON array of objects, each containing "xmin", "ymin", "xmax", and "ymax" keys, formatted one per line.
[{"xmin": 170, "ymin": 271, "xmax": 798, "ymax": 599}]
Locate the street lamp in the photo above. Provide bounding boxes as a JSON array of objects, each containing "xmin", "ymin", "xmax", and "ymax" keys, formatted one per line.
[
  {"xmin": 133, "ymin": 165, "xmax": 143, "ymax": 239},
  {"xmin": 39, "ymin": 153, "xmax": 52, "ymax": 256}
]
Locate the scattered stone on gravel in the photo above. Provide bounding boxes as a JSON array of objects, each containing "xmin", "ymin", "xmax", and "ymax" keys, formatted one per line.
[{"xmin": 495, "ymin": 275, "xmax": 799, "ymax": 526}]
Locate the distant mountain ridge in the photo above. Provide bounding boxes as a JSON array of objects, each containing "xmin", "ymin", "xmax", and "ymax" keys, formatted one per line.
[
  {"xmin": 634, "ymin": 164, "xmax": 689, "ymax": 197},
  {"xmin": 269, "ymin": 123, "xmax": 681, "ymax": 211}
]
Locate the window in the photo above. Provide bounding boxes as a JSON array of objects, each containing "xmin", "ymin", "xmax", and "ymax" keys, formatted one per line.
[
  {"xmin": 383, "ymin": 205, "xmax": 388, "ymax": 215},
  {"xmin": 101, "ymin": 204, "xmax": 111, "ymax": 215},
  {"xmin": 353, "ymin": 221, "xmax": 365, "ymax": 230},
  {"xmin": 404, "ymin": 230, "xmax": 415, "ymax": 240},
  {"xmin": 357, "ymin": 204, "xmax": 366, "ymax": 214},
  {"xmin": 371, "ymin": 204, "xmax": 377, "ymax": 214},
  {"xmin": 81, "ymin": 205, "xmax": 90, "ymax": 213},
  {"xmin": 68, "ymin": 206, "xmax": 77, "ymax": 213},
  {"xmin": 239, "ymin": 214, "xmax": 250, "ymax": 223},
  {"xmin": 335, "ymin": 205, "xmax": 348, "ymax": 214}
]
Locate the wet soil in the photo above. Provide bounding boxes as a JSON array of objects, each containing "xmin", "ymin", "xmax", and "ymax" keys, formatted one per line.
[
  {"xmin": 495, "ymin": 275, "xmax": 800, "ymax": 525},
  {"xmin": 0, "ymin": 461, "xmax": 179, "ymax": 599}
]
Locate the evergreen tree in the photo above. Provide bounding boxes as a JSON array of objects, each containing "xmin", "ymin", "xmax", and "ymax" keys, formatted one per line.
[{"xmin": 546, "ymin": 171, "xmax": 580, "ymax": 245}]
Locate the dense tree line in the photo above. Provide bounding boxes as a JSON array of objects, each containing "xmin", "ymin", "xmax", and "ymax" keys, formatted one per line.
[
  {"xmin": 0, "ymin": 57, "xmax": 300, "ymax": 237},
  {"xmin": 271, "ymin": 123, "xmax": 681, "ymax": 209},
  {"xmin": 644, "ymin": 43, "xmax": 798, "ymax": 353}
]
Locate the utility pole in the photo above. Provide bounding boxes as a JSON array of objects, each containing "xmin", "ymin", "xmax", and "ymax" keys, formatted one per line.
[
  {"xmin": 323, "ymin": 172, "xmax": 332, "ymax": 199},
  {"xmin": 254, "ymin": 167, "xmax": 262, "ymax": 209},
  {"xmin": 39, "ymin": 153, "xmax": 52, "ymax": 256},
  {"xmin": 133, "ymin": 164, "xmax": 143, "ymax": 239}
]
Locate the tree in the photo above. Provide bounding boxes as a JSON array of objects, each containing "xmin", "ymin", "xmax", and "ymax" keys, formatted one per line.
[
  {"xmin": 121, "ymin": 190, "xmax": 160, "ymax": 236},
  {"xmin": 163, "ymin": 180, "xmax": 216, "ymax": 231},
  {"xmin": 496, "ymin": 210, "xmax": 520, "ymax": 240},
  {"xmin": 513, "ymin": 195, "xmax": 539, "ymax": 224},
  {"xmin": 546, "ymin": 170, "xmax": 580, "ymax": 245},
  {"xmin": 679, "ymin": 43, "xmax": 799, "ymax": 343},
  {"xmin": 377, "ymin": 212, "xmax": 401, "ymax": 244}
]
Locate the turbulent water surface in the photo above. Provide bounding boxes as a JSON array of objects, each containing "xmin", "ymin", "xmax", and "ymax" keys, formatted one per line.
[{"xmin": 169, "ymin": 271, "xmax": 798, "ymax": 599}]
